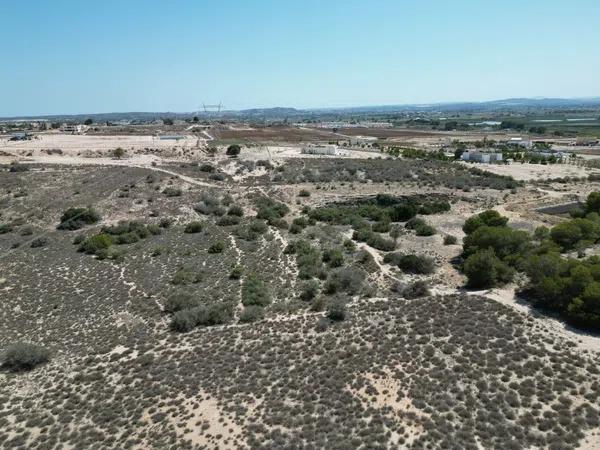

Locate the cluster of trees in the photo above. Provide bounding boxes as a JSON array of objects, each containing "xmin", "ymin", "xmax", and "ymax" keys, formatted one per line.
[
  {"xmin": 500, "ymin": 120, "xmax": 526, "ymax": 131},
  {"xmin": 460, "ymin": 193, "xmax": 600, "ymax": 329}
]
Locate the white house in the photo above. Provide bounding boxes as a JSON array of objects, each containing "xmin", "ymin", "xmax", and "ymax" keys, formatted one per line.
[
  {"xmin": 506, "ymin": 137, "xmax": 532, "ymax": 149},
  {"xmin": 461, "ymin": 150, "xmax": 503, "ymax": 163}
]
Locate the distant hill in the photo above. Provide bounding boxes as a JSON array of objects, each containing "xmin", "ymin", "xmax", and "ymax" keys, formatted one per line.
[{"xmin": 2, "ymin": 97, "xmax": 599, "ymax": 122}]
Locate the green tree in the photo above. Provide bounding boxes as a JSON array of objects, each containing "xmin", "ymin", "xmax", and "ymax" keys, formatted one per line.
[
  {"xmin": 463, "ymin": 249, "xmax": 515, "ymax": 289},
  {"xmin": 586, "ymin": 192, "xmax": 600, "ymax": 214}
]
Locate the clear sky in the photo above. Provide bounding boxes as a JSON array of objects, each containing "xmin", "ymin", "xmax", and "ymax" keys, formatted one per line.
[{"xmin": 1, "ymin": 0, "xmax": 599, "ymax": 116}]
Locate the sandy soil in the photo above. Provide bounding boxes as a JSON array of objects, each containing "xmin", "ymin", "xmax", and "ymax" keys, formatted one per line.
[
  {"xmin": 2, "ymin": 133, "xmax": 201, "ymax": 150},
  {"xmin": 463, "ymin": 161, "xmax": 599, "ymax": 181}
]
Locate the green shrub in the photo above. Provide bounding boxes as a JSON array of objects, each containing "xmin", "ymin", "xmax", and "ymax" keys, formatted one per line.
[
  {"xmin": 310, "ymin": 296, "xmax": 326, "ymax": 312},
  {"xmin": 30, "ymin": 237, "xmax": 48, "ymax": 248},
  {"xmin": 444, "ymin": 235, "xmax": 458, "ymax": 245},
  {"xmin": 415, "ymin": 223, "xmax": 437, "ymax": 236},
  {"xmin": 163, "ymin": 293, "xmax": 200, "ymax": 313},
  {"xmin": 239, "ymin": 305, "xmax": 264, "ymax": 323},
  {"xmin": 78, "ymin": 233, "xmax": 113, "ymax": 254},
  {"xmin": 327, "ymin": 300, "xmax": 347, "ymax": 322},
  {"xmin": 171, "ymin": 268, "xmax": 203, "ymax": 285},
  {"xmin": 208, "ymin": 241, "xmax": 225, "ymax": 253},
  {"xmin": 229, "ymin": 266, "xmax": 243, "ymax": 280},
  {"xmin": 299, "ymin": 280, "xmax": 319, "ymax": 301},
  {"xmin": 397, "ymin": 254, "xmax": 435, "ymax": 274},
  {"xmin": 322, "ymin": 248, "xmax": 344, "ymax": 268},
  {"xmin": 184, "ymin": 221, "xmax": 204, "ymax": 234},
  {"xmin": 324, "ymin": 267, "xmax": 365, "ymax": 295},
  {"xmin": 298, "ymin": 189, "xmax": 311, "ymax": 197},
  {"xmin": 227, "ymin": 205, "xmax": 244, "ymax": 217},
  {"xmin": 159, "ymin": 217, "xmax": 174, "ymax": 228},
  {"xmin": 199, "ymin": 164, "xmax": 215, "ymax": 173},
  {"xmin": 2, "ymin": 342, "xmax": 50, "ymax": 372},
  {"xmin": 162, "ymin": 187, "xmax": 182, "ymax": 197},
  {"xmin": 372, "ymin": 219, "xmax": 391, "ymax": 233},
  {"xmin": 242, "ymin": 274, "xmax": 271, "ymax": 306},
  {"xmin": 217, "ymin": 215, "xmax": 241, "ymax": 226},
  {"xmin": 9, "ymin": 164, "xmax": 29, "ymax": 173},
  {"xmin": 170, "ymin": 303, "xmax": 233, "ymax": 332},
  {"xmin": 400, "ymin": 281, "xmax": 430, "ymax": 299},
  {"xmin": 255, "ymin": 197, "xmax": 289, "ymax": 225},
  {"xmin": 0, "ymin": 223, "xmax": 14, "ymax": 234},
  {"xmin": 57, "ymin": 207, "xmax": 101, "ymax": 230},
  {"xmin": 366, "ymin": 233, "xmax": 396, "ymax": 251}
]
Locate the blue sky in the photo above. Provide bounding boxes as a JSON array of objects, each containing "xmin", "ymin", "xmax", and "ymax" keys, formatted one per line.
[{"xmin": 1, "ymin": 0, "xmax": 599, "ymax": 116}]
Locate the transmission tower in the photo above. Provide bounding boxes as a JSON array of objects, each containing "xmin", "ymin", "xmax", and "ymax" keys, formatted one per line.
[{"xmin": 201, "ymin": 102, "xmax": 223, "ymax": 114}]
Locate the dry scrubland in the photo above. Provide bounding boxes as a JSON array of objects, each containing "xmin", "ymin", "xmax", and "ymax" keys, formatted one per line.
[{"xmin": 1, "ymin": 136, "xmax": 600, "ymax": 449}]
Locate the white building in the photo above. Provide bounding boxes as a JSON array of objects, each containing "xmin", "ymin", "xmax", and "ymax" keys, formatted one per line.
[
  {"xmin": 60, "ymin": 124, "xmax": 88, "ymax": 134},
  {"xmin": 461, "ymin": 150, "xmax": 503, "ymax": 163},
  {"xmin": 348, "ymin": 135, "xmax": 378, "ymax": 146},
  {"xmin": 506, "ymin": 137, "xmax": 532, "ymax": 149},
  {"xmin": 301, "ymin": 144, "xmax": 339, "ymax": 156}
]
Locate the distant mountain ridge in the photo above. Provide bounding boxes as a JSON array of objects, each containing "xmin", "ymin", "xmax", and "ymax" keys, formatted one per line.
[{"xmin": 2, "ymin": 97, "xmax": 600, "ymax": 122}]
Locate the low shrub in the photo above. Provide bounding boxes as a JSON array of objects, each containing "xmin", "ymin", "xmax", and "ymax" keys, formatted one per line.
[
  {"xmin": 298, "ymin": 189, "xmax": 311, "ymax": 197},
  {"xmin": 78, "ymin": 233, "xmax": 112, "ymax": 254},
  {"xmin": 322, "ymin": 248, "xmax": 344, "ymax": 268},
  {"xmin": 30, "ymin": 237, "xmax": 48, "ymax": 248},
  {"xmin": 163, "ymin": 293, "xmax": 200, "ymax": 313},
  {"xmin": 227, "ymin": 205, "xmax": 244, "ymax": 217},
  {"xmin": 208, "ymin": 241, "xmax": 225, "ymax": 253},
  {"xmin": 327, "ymin": 300, "xmax": 347, "ymax": 322},
  {"xmin": 229, "ymin": 266, "xmax": 243, "ymax": 279},
  {"xmin": 299, "ymin": 280, "xmax": 319, "ymax": 301},
  {"xmin": 199, "ymin": 164, "xmax": 215, "ymax": 173},
  {"xmin": 0, "ymin": 223, "xmax": 14, "ymax": 234},
  {"xmin": 397, "ymin": 254, "xmax": 435, "ymax": 274},
  {"xmin": 184, "ymin": 221, "xmax": 204, "ymax": 233},
  {"xmin": 400, "ymin": 280, "xmax": 431, "ymax": 299},
  {"xmin": 2, "ymin": 342, "xmax": 50, "ymax": 372},
  {"xmin": 242, "ymin": 274, "xmax": 271, "ymax": 306},
  {"xmin": 239, "ymin": 305, "xmax": 264, "ymax": 323},
  {"xmin": 170, "ymin": 303, "xmax": 233, "ymax": 332},
  {"xmin": 444, "ymin": 235, "xmax": 458, "ymax": 245},
  {"xmin": 9, "ymin": 164, "xmax": 29, "ymax": 173},
  {"xmin": 162, "ymin": 187, "xmax": 182, "ymax": 197},
  {"xmin": 57, "ymin": 207, "xmax": 101, "ymax": 230},
  {"xmin": 217, "ymin": 215, "xmax": 241, "ymax": 226},
  {"xmin": 171, "ymin": 268, "xmax": 203, "ymax": 285},
  {"xmin": 324, "ymin": 267, "xmax": 365, "ymax": 295}
]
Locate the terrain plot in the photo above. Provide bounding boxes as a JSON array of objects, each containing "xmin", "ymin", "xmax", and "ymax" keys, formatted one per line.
[{"xmin": 1, "ymin": 135, "xmax": 600, "ymax": 449}]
